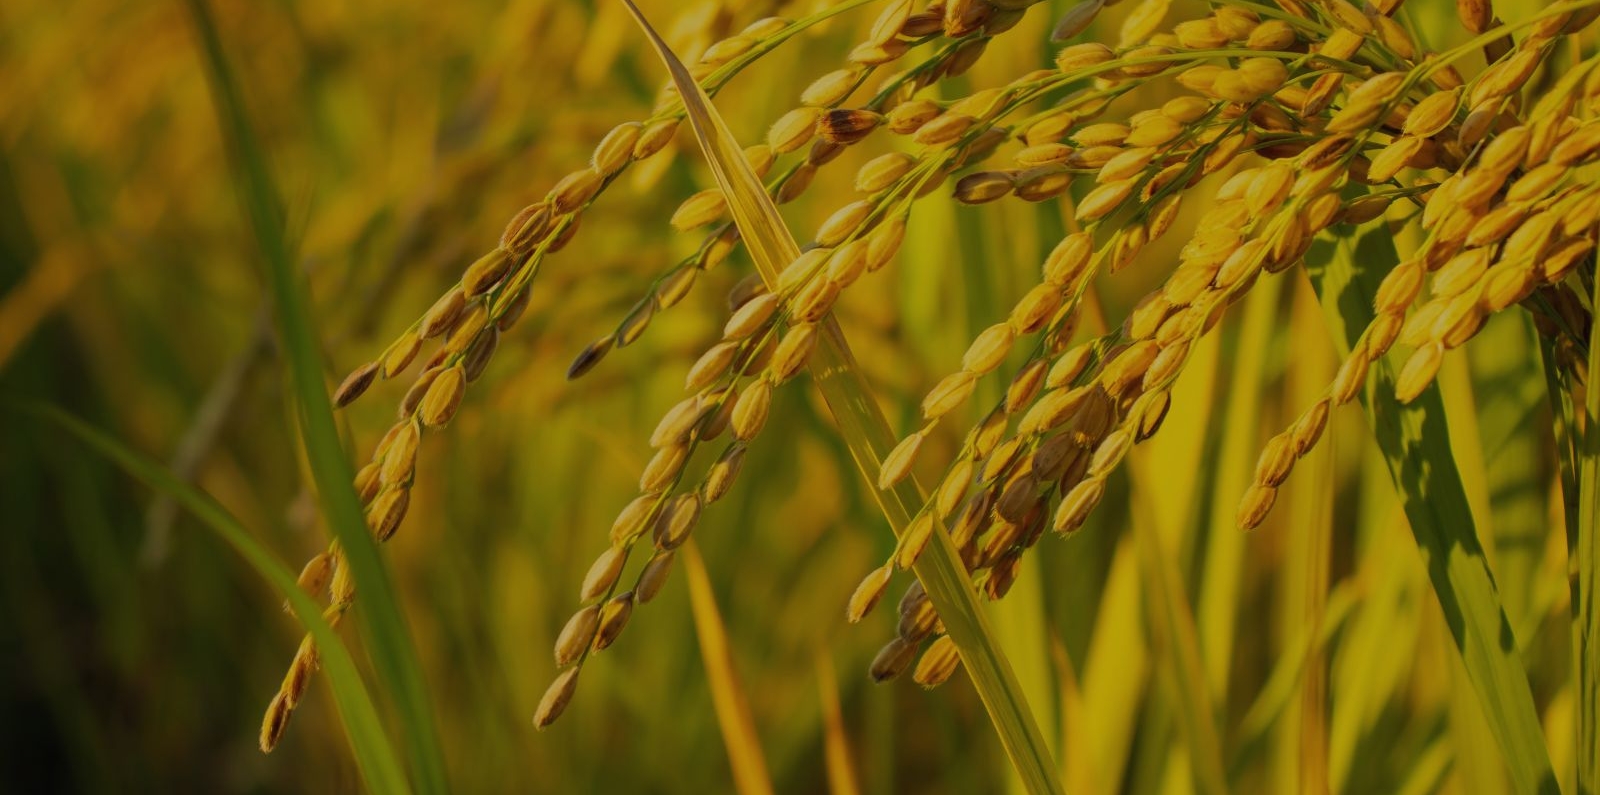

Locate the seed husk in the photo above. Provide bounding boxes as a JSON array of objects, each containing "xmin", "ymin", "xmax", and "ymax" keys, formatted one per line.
[
  {"xmin": 913, "ymin": 635, "xmax": 963, "ymax": 688},
  {"xmin": 1236, "ymin": 483, "xmax": 1277, "ymax": 530},
  {"xmin": 770, "ymin": 106, "xmax": 822, "ymax": 153},
  {"xmin": 856, "ymin": 152, "xmax": 917, "ymax": 193},
  {"xmin": 1332, "ymin": 346, "xmax": 1370, "ymax": 405},
  {"xmin": 367, "ymin": 488, "xmax": 410, "ymax": 543},
  {"xmin": 333, "ymin": 362, "xmax": 380, "ymax": 408},
  {"xmin": 1292, "ymin": 399, "xmax": 1331, "ymax": 456},
  {"xmin": 592, "ymin": 593, "xmax": 635, "ymax": 652},
  {"xmin": 636, "ymin": 550, "xmax": 676, "ymax": 604},
  {"xmin": 879, "ymin": 431, "xmax": 927, "ymax": 490},
  {"xmin": 418, "ymin": 366, "xmax": 466, "ymax": 428},
  {"xmin": 650, "ymin": 395, "xmax": 705, "ymax": 448},
  {"xmin": 639, "ymin": 443, "xmax": 689, "ymax": 494},
  {"xmin": 554, "ymin": 605, "xmax": 600, "ymax": 666},
  {"xmin": 724, "ymin": 293, "xmax": 780, "ymax": 340},
  {"xmin": 420, "ymin": 289, "xmax": 467, "ymax": 339},
  {"xmin": 869, "ymin": 637, "xmax": 918, "ymax": 682},
  {"xmin": 770, "ymin": 324, "xmax": 818, "ymax": 382},
  {"xmin": 731, "ymin": 380, "xmax": 773, "ymax": 441},
  {"xmin": 671, "ymin": 189, "xmax": 727, "ymax": 231},
  {"xmin": 533, "ymin": 667, "xmax": 581, "ymax": 729},
  {"xmin": 380, "ymin": 421, "xmax": 421, "ymax": 486},
  {"xmin": 848, "ymin": 564, "xmax": 894, "ymax": 623},
  {"xmin": 1052, "ymin": 0, "xmax": 1102, "ymax": 41},
  {"xmin": 820, "ymin": 109, "xmax": 883, "ymax": 145},
  {"xmin": 549, "ymin": 168, "xmax": 603, "ymax": 214},
  {"xmin": 1395, "ymin": 342, "xmax": 1445, "ymax": 403},
  {"xmin": 922, "ymin": 370, "xmax": 979, "ymax": 419},
  {"xmin": 462, "ymin": 249, "xmax": 513, "ymax": 297},
  {"xmin": 1053, "ymin": 476, "xmax": 1105, "ymax": 533},
  {"xmin": 816, "ymin": 200, "xmax": 875, "ymax": 246}
]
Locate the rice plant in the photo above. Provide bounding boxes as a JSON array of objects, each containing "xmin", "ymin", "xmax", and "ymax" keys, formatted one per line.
[{"xmin": 4, "ymin": 0, "xmax": 1599, "ymax": 792}]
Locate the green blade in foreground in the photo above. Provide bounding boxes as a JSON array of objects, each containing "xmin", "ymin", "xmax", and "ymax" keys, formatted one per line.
[
  {"xmin": 616, "ymin": 3, "xmax": 1064, "ymax": 793},
  {"xmin": 1305, "ymin": 222, "xmax": 1559, "ymax": 795},
  {"xmin": 32, "ymin": 404, "xmax": 411, "ymax": 795},
  {"xmin": 183, "ymin": 1, "xmax": 447, "ymax": 791},
  {"xmin": 1576, "ymin": 243, "xmax": 1599, "ymax": 795}
]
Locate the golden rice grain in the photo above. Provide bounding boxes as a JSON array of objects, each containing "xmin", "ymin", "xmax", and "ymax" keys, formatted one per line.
[
  {"xmin": 847, "ymin": 564, "xmax": 894, "ymax": 623},
  {"xmin": 420, "ymin": 289, "xmax": 467, "ymax": 339},
  {"xmin": 1077, "ymin": 177, "xmax": 1136, "ymax": 221},
  {"xmin": 802, "ymin": 68, "xmax": 864, "ymax": 108},
  {"xmin": 869, "ymin": 637, "xmax": 918, "ymax": 682},
  {"xmin": 723, "ymin": 293, "xmax": 780, "ymax": 340},
  {"xmin": 769, "ymin": 106, "xmax": 822, "ymax": 153},
  {"xmin": 879, "ymin": 430, "xmax": 927, "ymax": 490},
  {"xmin": 554, "ymin": 605, "xmax": 600, "ymax": 666},
  {"xmin": 260, "ymin": 692, "xmax": 291, "ymax": 752},
  {"xmin": 954, "ymin": 171, "xmax": 1017, "ymax": 204},
  {"xmin": 367, "ymin": 488, "xmax": 410, "ymax": 543},
  {"xmin": 1395, "ymin": 342, "xmax": 1444, "ymax": 402},
  {"xmin": 592, "ymin": 592, "xmax": 634, "ymax": 652},
  {"xmin": 816, "ymin": 200, "xmax": 875, "ymax": 246},
  {"xmin": 653, "ymin": 493, "xmax": 702, "ymax": 550},
  {"xmin": 1052, "ymin": 0, "xmax": 1103, "ymax": 41},
  {"xmin": 671, "ymin": 189, "xmax": 728, "ymax": 231},
  {"xmin": 912, "ymin": 635, "xmax": 962, "ymax": 688},
  {"xmin": 533, "ymin": 667, "xmax": 581, "ymax": 729},
  {"xmin": 894, "ymin": 512, "xmax": 938, "ymax": 570},
  {"xmin": 963, "ymin": 324, "xmax": 1016, "ymax": 374},
  {"xmin": 592, "ymin": 122, "xmax": 642, "ymax": 177},
  {"xmin": 731, "ymin": 379, "xmax": 773, "ymax": 441},
  {"xmin": 333, "ymin": 361, "xmax": 380, "ymax": 408},
  {"xmin": 1293, "ymin": 399, "xmax": 1331, "ymax": 456},
  {"xmin": 639, "ymin": 444, "xmax": 689, "ymax": 494},
  {"xmin": 418, "ymin": 366, "xmax": 466, "ymax": 428},
  {"xmin": 820, "ymin": 109, "xmax": 883, "ymax": 145},
  {"xmin": 856, "ymin": 152, "xmax": 918, "ymax": 193},
  {"xmin": 566, "ymin": 336, "xmax": 614, "ymax": 381},
  {"xmin": 549, "ymin": 168, "xmax": 603, "ymax": 214},
  {"xmin": 1236, "ymin": 483, "xmax": 1276, "ymax": 530},
  {"xmin": 1053, "ymin": 475, "xmax": 1105, "ymax": 533}
]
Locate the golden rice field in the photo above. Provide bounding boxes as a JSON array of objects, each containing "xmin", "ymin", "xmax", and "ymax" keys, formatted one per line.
[{"xmin": 3, "ymin": 0, "xmax": 1599, "ymax": 792}]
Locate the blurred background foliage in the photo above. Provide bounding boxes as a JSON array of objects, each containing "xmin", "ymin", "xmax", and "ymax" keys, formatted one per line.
[{"xmin": 0, "ymin": 0, "xmax": 1579, "ymax": 792}]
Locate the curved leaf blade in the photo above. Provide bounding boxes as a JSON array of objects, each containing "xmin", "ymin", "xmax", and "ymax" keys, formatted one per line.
[
  {"xmin": 1305, "ymin": 221, "xmax": 1559, "ymax": 795},
  {"xmin": 31, "ymin": 404, "xmax": 411, "ymax": 795},
  {"xmin": 615, "ymin": 3, "xmax": 1064, "ymax": 793}
]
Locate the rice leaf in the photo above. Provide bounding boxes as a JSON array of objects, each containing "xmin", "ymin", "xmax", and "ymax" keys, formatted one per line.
[
  {"xmin": 31, "ymin": 404, "xmax": 411, "ymax": 795},
  {"xmin": 1305, "ymin": 220, "xmax": 1559, "ymax": 795},
  {"xmin": 182, "ymin": 2, "xmax": 448, "ymax": 790},
  {"xmin": 1126, "ymin": 474, "xmax": 1229, "ymax": 795},
  {"xmin": 1576, "ymin": 240, "xmax": 1600, "ymax": 795},
  {"xmin": 1465, "ymin": 315, "xmax": 1550, "ymax": 636},
  {"xmin": 615, "ymin": 3, "xmax": 1063, "ymax": 793},
  {"xmin": 1198, "ymin": 279, "xmax": 1280, "ymax": 700},
  {"xmin": 1079, "ymin": 534, "xmax": 1149, "ymax": 794},
  {"xmin": 682, "ymin": 542, "xmax": 775, "ymax": 795},
  {"xmin": 814, "ymin": 650, "xmax": 863, "ymax": 795}
]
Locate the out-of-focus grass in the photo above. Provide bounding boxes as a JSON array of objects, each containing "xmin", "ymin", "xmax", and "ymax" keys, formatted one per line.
[{"xmin": 0, "ymin": 0, "xmax": 1591, "ymax": 792}]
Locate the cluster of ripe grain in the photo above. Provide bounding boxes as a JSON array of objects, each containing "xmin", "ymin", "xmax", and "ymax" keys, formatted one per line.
[
  {"xmin": 842, "ymin": 0, "xmax": 1600, "ymax": 686},
  {"xmin": 541, "ymin": 0, "xmax": 1047, "ymax": 728},
  {"xmin": 260, "ymin": 2, "xmax": 904, "ymax": 751},
  {"xmin": 265, "ymin": 0, "xmax": 1600, "ymax": 743}
]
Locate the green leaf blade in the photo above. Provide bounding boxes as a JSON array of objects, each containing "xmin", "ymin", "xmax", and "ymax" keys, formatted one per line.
[
  {"xmin": 31, "ymin": 404, "xmax": 412, "ymax": 795},
  {"xmin": 182, "ymin": 2, "xmax": 448, "ymax": 791},
  {"xmin": 1305, "ymin": 221, "xmax": 1560, "ymax": 795}
]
